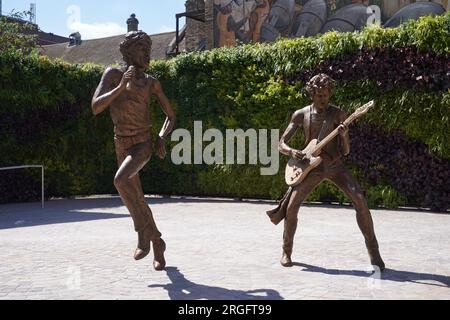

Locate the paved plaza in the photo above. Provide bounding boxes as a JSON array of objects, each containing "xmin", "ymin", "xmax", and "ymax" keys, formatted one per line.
[{"xmin": 0, "ymin": 196, "xmax": 449, "ymax": 300}]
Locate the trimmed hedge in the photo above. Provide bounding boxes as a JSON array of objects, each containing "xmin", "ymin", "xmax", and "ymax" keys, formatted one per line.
[{"xmin": 0, "ymin": 13, "xmax": 449, "ymax": 210}]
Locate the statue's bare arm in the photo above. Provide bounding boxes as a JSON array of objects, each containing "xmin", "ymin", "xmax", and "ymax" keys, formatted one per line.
[
  {"xmin": 150, "ymin": 79, "xmax": 176, "ymax": 159},
  {"xmin": 91, "ymin": 67, "xmax": 134, "ymax": 115},
  {"xmin": 279, "ymin": 110, "xmax": 305, "ymax": 160}
]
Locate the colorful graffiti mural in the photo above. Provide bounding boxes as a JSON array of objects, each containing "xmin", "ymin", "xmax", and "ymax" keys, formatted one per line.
[{"xmin": 213, "ymin": 0, "xmax": 449, "ymax": 47}]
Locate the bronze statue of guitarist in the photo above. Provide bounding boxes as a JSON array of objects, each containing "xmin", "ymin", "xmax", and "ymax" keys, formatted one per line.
[{"xmin": 267, "ymin": 74, "xmax": 385, "ymax": 271}]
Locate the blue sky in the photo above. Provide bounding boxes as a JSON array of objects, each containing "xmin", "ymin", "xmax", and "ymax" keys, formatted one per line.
[{"xmin": 2, "ymin": 0, "xmax": 186, "ymax": 39}]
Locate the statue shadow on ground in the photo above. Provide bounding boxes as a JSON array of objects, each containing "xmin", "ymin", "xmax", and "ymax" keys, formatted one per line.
[
  {"xmin": 0, "ymin": 211, "xmax": 129, "ymax": 230},
  {"xmin": 149, "ymin": 267, "xmax": 284, "ymax": 300},
  {"xmin": 0, "ymin": 198, "xmax": 129, "ymax": 230},
  {"xmin": 293, "ymin": 263, "xmax": 450, "ymax": 288},
  {"xmin": 0, "ymin": 197, "xmax": 258, "ymax": 230}
]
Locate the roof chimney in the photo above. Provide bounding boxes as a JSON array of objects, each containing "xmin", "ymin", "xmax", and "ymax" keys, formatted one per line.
[
  {"xmin": 68, "ymin": 32, "xmax": 82, "ymax": 47},
  {"xmin": 127, "ymin": 13, "xmax": 139, "ymax": 32}
]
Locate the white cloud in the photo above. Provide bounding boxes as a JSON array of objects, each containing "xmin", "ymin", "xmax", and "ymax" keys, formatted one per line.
[
  {"xmin": 68, "ymin": 21, "xmax": 127, "ymax": 40},
  {"xmin": 158, "ymin": 25, "xmax": 175, "ymax": 33},
  {"xmin": 66, "ymin": 5, "xmax": 126, "ymax": 40}
]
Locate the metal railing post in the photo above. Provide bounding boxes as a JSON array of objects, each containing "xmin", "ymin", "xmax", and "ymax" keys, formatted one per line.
[{"xmin": 41, "ymin": 166, "xmax": 45, "ymax": 209}]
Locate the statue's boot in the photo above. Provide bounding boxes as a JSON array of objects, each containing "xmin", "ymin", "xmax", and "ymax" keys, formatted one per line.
[
  {"xmin": 367, "ymin": 246, "xmax": 385, "ymax": 272},
  {"xmin": 134, "ymin": 223, "xmax": 154, "ymax": 261},
  {"xmin": 152, "ymin": 238, "xmax": 167, "ymax": 271},
  {"xmin": 280, "ymin": 246, "xmax": 293, "ymax": 267}
]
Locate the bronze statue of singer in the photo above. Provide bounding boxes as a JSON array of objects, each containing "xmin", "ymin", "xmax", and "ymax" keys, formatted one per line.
[
  {"xmin": 92, "ymin": 31, "xmax": 176, "ymax": 271},
  {"xmin": 267, "ymin": 74, "xmax": 385, "ymax": 271}
]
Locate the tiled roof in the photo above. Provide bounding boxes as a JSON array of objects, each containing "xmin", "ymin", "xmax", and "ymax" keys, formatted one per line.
[
  {"xmin": 36, "ymin": 31, "xmax": 69, "ymax": 45},
  {"xmin": 41, "ymin": 31, "xmax": 184, "ymax": 65}
]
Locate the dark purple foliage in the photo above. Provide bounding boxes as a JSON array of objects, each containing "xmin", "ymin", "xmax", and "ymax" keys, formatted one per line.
[
  {"xmin": 289, "ymin": 46, "xmax": 450, "ymax": 92},
  {"xmin": 347, "ymin": 124, "xmax": 450, "ymax": 211}
]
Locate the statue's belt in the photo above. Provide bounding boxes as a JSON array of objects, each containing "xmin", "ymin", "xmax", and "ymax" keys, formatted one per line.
[{"xmin": 114, "ymin": 130, "xmax": 151, "ymax": 150}]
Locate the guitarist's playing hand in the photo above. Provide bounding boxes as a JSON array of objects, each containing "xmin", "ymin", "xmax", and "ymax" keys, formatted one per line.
[
  {"xmin": 338, "ymin": 123, "xmax": 349, "ymax": 137},
  {"xmin": 289, "ymin": 149, "xmax": 306, "ymax": 161},
  {"xmin": 337, "ymin": 122, "xmax": 350, "ymax": 156}
]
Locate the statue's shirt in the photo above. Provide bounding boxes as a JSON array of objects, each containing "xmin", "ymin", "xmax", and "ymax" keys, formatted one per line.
[
  {"xmin": 302, "ymin": 105, "xmax": 343, "ymax": 163},
  {"xmin": 110, "ymin": 74, "xmax": 152, "ymax": 137}
]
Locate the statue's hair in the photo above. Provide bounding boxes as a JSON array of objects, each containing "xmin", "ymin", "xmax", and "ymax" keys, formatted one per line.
[
  {"xmin": 306, "ymin": 73, "xmax": 336, "ymax": 96},
  {"xmin": 119, "ymin": 31, "xmax": 152, "ymax": 65}
]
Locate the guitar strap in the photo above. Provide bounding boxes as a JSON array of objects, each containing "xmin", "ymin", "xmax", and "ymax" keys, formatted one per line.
[{"xmin": 310, "ymin": 106, "xmax": 335, "ymax": 143}]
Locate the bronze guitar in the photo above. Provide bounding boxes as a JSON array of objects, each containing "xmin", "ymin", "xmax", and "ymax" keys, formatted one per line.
[{"xmin": 285, "ymin": 100, "xmax": 375, "ymax": 187}]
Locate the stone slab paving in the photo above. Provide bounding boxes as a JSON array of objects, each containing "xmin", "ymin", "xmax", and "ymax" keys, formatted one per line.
[{"xmin": 0, "ymin": 197, "xmax": 449, "ymax": 300}]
